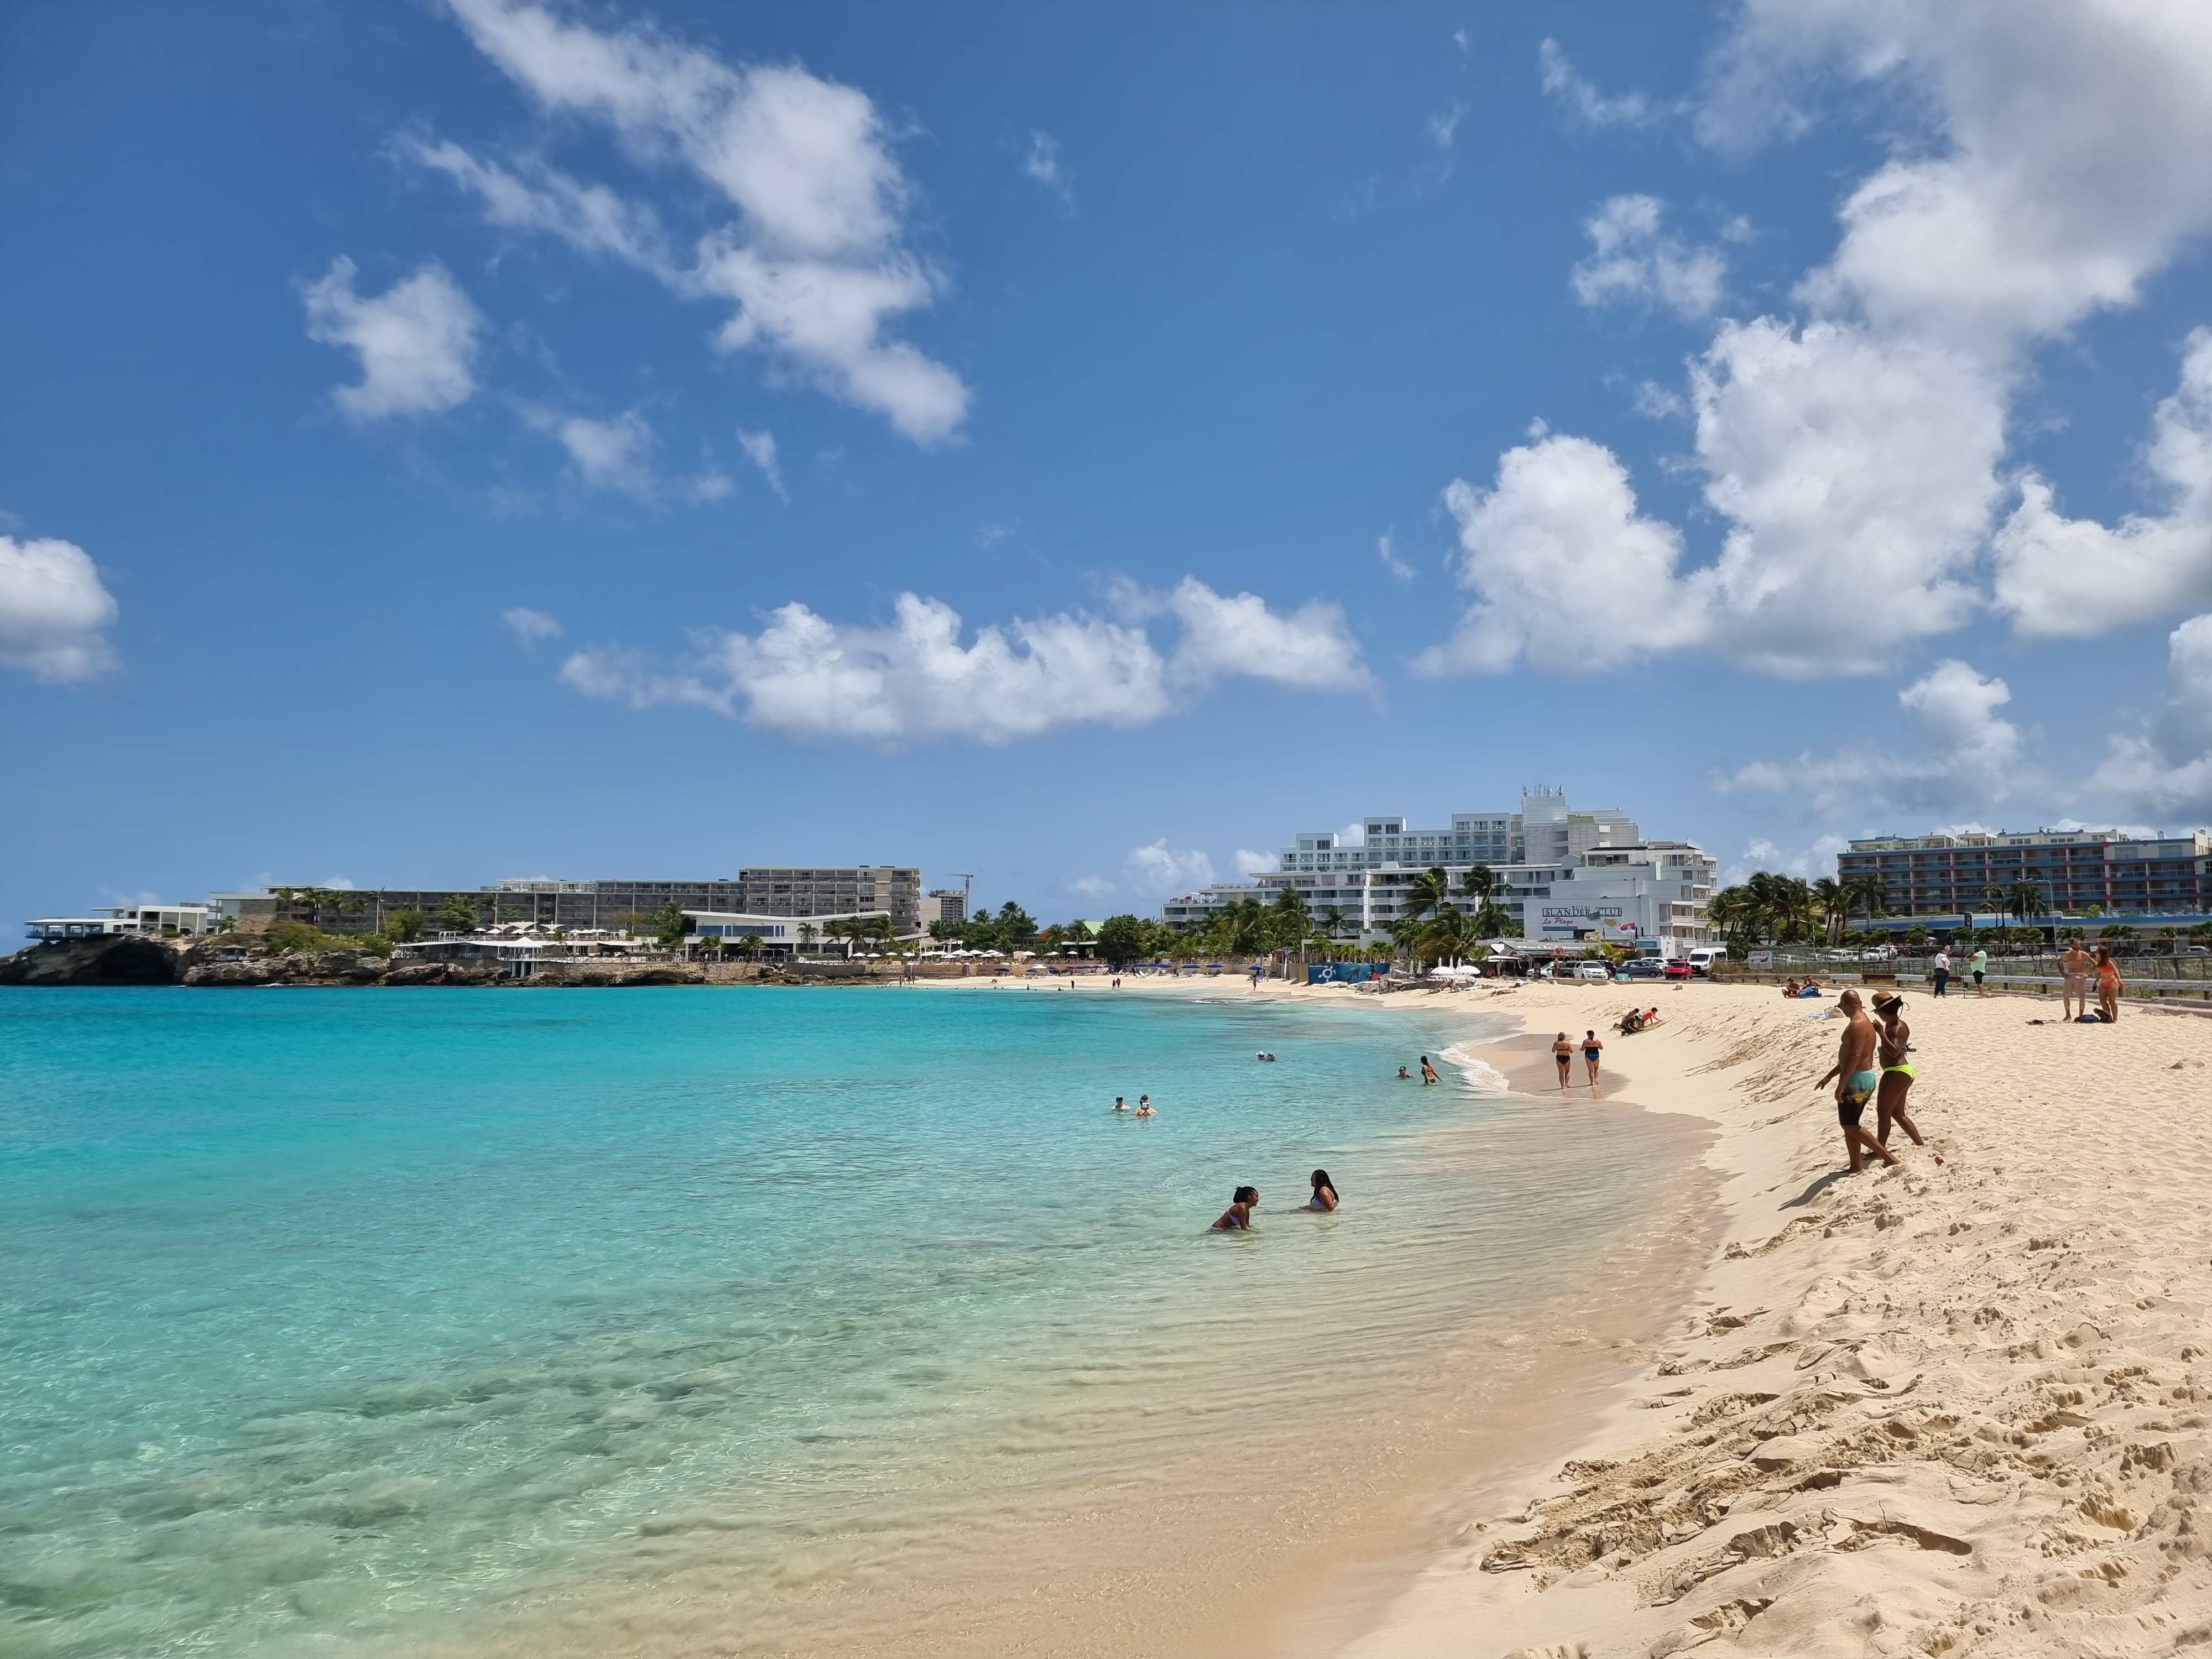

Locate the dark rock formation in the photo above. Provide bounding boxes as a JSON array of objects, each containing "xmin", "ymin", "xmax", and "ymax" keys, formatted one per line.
[{"xmin": 0, "ymin": 935, "xmax": 184, "ymax": 985}]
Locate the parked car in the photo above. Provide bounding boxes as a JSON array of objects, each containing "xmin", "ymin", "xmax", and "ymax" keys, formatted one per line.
[
  {"xmin": 1575, "ymin": 960, "xmax": 1614, "ymax": 981},
  {"xmin": 1687, "ymin": 947, "xmax": 1727, "ymax": 977},
  {"xmin": 1663, "ymin": 959, "xmax": 1694, "ymax": 980},
  {"xmin": 1620, "ymin": 958, "xmax": 1666, "ymax": 979}
]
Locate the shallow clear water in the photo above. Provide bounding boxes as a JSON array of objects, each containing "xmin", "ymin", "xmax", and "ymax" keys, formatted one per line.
[{"xmin": 0, "ymin": 985, "xmax": 1704, "ymax": 1658}]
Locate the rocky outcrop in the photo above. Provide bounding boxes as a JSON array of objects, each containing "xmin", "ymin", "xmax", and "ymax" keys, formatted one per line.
[{"xmin": 0, "ymin": 935, "xmax": 185, "ymax": 985}]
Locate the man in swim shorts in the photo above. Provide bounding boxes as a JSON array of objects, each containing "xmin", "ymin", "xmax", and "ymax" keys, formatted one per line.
[
  {"xmin": 2060, "ymin": 936, "xmax": 2093, "ymax": 1021},
  {"xmin": 1816, "ymin": 989, "xmax": 1900, "ymax": 1172}
]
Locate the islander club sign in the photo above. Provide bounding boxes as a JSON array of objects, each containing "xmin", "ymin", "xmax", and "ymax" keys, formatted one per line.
[{"xmin": 1540, "ymin": 905, "xmax": 1639, "ymax": 941}]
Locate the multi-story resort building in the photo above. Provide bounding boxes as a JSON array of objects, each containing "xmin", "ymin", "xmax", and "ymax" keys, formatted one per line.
[
  {"xmin": 24, "ymin": 901, "xmax": 220, "ymax": 942},
  {"xmin": 920, "ymin": 889, "xmax": 968, "ymax": 926},
  {"xmin": 735, "ymin": 867, "xmax": 921, "ymax": 935},
  {"xmin": 1837, "ymin": 828, "xmax": 2212, "ymax": 919},
  {"xmin": 1162, "ymin": 789, "xmax": 1717, "ymax": 954}
]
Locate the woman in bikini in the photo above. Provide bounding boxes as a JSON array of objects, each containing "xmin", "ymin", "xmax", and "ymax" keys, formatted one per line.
[
  {"xmin": 1211, "ymin": 1186, "xmax": 1259, "ymax": 1230},
  {"xmin": 2096, "ymin": 944, "xmax": 2123, "ymax": 1021},
  {"xmin": 1307, "ymin": 1169, "xmax": 1339, "ymax": 1211},
  {"xmin": 1551, "ymin": 1032, "xmax": 1573, "ymax": 1093},
  {"xmin": 1581, "ymin": 1029, "xmax": 1605, "ymax": 1089},
  {"xmin": 1872, "ymin": 995, "xmax": 1937, "ymax": 1161}
]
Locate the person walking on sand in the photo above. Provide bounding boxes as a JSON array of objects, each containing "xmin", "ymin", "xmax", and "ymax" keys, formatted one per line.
[
  {"xmin": 1582, "ymin": 1029, "xmax": 1604, "ymax": 1090},
  {"xmin": 1872, "ymin": 994, "xmax": 1939, "ymax": 1162},
  {"xmin": 2060, "ymin": 936, "xmax": 2094, "ymax": 1021},
  {"xmin": 1815, "ymin": 989, "xmax": 1900, "ymax": 1172},
  {"xmin": 1551, "ymin": 1032, "xmax": 1573, "ymax": 1093},
  {"xmin": 1931, "ymin": 947, "xmax": 1951, "ymax": 997},
  {"xmin": 1971, "ymin": 945, "xmax": 1990, "ymax": 998},
  {"xmin": 1212, "ymin": 1186, "xmax": 1259, "ymax": 1230},
  {"xmin": 1420, "ymin": 1055, "xmax": 1439, "ymax": 1085},
  {"xmin": 2096, "ymin": 943, "xmax": 2123, "ymax": 1021}
]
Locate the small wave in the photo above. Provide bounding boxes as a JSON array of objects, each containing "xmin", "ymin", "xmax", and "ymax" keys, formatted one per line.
[{"xmin": 1439, "ymin": 1043, "xmax": 1512, "ymax": 1095}]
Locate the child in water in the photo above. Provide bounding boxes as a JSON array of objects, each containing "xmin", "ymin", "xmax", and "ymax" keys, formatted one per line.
[{"xmin": 1212, "ymin": 1186, "xmax": 1259, "ymax": 1229}]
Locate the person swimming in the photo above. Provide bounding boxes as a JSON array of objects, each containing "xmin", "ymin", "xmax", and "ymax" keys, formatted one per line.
[
  {"xmin": 1112, "ymin": 1095, "xmax": 1128, "ymax": 1112},
  {"xmin": 1397, "ymin": 1065, "xmax": 1413, "ymax": 1080},
  {"xmin": 1134, "ymin": 1094, "xmax": 1155, "ymax": 1117},
  {"xmin": 1307, "ymin": 1168, "xmax": 1339, "ymax": 1211},
  {"xmin": 1212, "ymin": 1186, "xmax": 1259, "ymax": 1230}
]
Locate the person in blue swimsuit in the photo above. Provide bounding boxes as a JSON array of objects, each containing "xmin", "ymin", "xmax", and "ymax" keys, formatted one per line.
[{"xmin": 1815, "ymin": 989, "xmax": 1900, "ymax": 1172}]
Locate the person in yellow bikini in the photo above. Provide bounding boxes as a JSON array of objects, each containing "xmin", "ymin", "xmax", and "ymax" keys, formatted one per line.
[{"xmin": 1871, "ymin": 993, "xmax": 1938, "ymax": 1162}]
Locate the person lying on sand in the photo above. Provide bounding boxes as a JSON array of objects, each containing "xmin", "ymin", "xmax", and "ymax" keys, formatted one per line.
[
  {"xmin": 1212, "ymin": 1186, "xmax": 1259, "ymax": 1230},
  {"xmin": 1815, "ymin": 989, "xmax": 1900, "ymax": 1172},
  {"xmin": 1871, "ymin": 995, "xmax": 1938, "ymax": 1162},
  {"xmin": 1307, "ymin": 1169, "xmax": 1339, "ymax": 1211}
]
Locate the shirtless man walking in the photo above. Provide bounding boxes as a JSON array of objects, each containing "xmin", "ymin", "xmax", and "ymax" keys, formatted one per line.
[
  {"xmin": 1816, "ymin": 989, "xmax": 1900, "ymax": 1172},
  {"xmin": 2059, "ymin": 935, "xmax": 2093, "ymax": 1021}
]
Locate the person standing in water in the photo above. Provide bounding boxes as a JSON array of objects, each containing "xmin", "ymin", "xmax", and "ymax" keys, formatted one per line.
[
  {"xmin": 1419, "ymin": 1055, "xmax": 1439, "ymax": 1085},
  {"xmin": 1212, "ymin": 1186, "xmax": 1259, "ymax": 1230},
  {"xmin": 1871, "ymin": 994, "xmax": 1938, "ymax": 1161},
  {"xmin": 1112, "ymin": 1096, "xmax": 1128, "ymax": 1112},
  {"xmin": 1551, "ymin": 1032, "xmax": 1573, "ymax": 1093},
  {"xmin": 1307, "ymin": 1169, "xmax": 1339, "ymax": 1211},
  {"xmin": 1134, "ymin": 1095, "xmax": 1155, "ymax": 1117},
  {"xmin": 1816, "ymin": 989, "xmax": 1900, "ymax": 1172},
  {"xmin": 1582, "ymin": 1030, "xmax": 1604, "ymax": 1090}
]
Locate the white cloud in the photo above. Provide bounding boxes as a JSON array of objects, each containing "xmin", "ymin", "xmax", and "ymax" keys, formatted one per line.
[
  {"xmin": 545, "ymin": 409, "xmax": 657, "ymax": 497},
  {"xmin": 1337, "ymin": 820, "xmax": 1365, "ymax": 847},
  {"xmin": 430, "ymin": 0, "xmax": 967, "ymax": 443},
  {"xmin": 1722, "ymin": 834, "xmax": 1850, "ymax": 886},
  {"xmin": 0, "ymin": 534, "xmax": 119, "ymax": 684},
  {"xmin": 1024, "ymin": 131, "xmax": 1073, "ymax": 207},
  {"xmin": 1125, "ymin": 841, "xmax": 1216, "ymax": 899},
  {"xmin": 737, "ymin": 428, "xmax": 787, "ymax": 499},
  {"xmin": 502, "ymin": 606, "xmax": 563, "ymax": 644},
  {"xmin": 321, "ymin": 877, "xmax": 357, "ymax": 891},
  {"xmin": 1427, "ymin": 102, "xmax": 1469, "ymax": 154},
  {"xmin": 1718, "ymin": 659, "xmax": 2037, "ymax": 819},
  {"xmin": 1376, "ymin": 530, "xmax": 1413, "ymax": 581},
  {"xmin": 1995, "ymin": 328, "xmax": 2212, "ymax": 637},
  {"xmin": 1068, "ymin": 874, "xmax": 1114, "ymax": 899},
  {"xmin": 1233, "ymin": 848, "xmax": 1274, "ymax": 877},
  {"xmin": 301, "ymin": 256, "xmax": 483, "ymax": 419},
  {"xmin": 1538, "ymin": 38, "xmax": 1667, "ymax": 128},
  {"xmin": 2085, "ymin": 613, "xmax": 2212, "ymax": 816},
  {"xmin": 557, "ymin": 579, "xmax": 1370, "ymax": 745},
  {"xmin": 1570, "ymin": 195, "xmax": 1725, "ymax": 320},
  {"xmin": 1440, "ymin": 3, "xmax": 2212, "ymax": 680}
]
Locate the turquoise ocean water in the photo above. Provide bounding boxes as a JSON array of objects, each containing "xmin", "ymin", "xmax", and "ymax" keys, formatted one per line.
[{"xmin": 0, "ymin": 985, "xmax": 1707, "ymax": 1657}]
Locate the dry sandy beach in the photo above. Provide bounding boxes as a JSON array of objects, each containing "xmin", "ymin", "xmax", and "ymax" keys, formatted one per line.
[{"xmin": 1293, "ymin": 976, "xmax": 2212, "ymax": 1659}]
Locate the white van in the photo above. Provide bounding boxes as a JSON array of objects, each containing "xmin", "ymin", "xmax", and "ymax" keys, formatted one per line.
[{"xmin": 1688, "ymin": 947, "xmax": 1727, "ymax": 977}]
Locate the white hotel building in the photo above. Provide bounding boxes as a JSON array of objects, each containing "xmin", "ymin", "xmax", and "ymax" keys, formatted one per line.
[{"xmin": 1160, "ymin": 788, "xmax": 1716, "ymax": 954}]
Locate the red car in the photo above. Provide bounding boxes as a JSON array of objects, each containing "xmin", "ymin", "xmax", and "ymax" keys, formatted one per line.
[{"xmin": 1662, "ymin": 959, "xmax": 1693, "ymax": 980}]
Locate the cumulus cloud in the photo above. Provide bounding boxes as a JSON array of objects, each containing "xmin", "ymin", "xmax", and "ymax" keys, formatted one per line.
[
  {"xmin": 558, "ymin": 579, "xmax": 1370, "ymax": 745},
  {"xmin": 502, "ymin": 606, "xmax": 563, "ymax": 644},
  {"xmin": 1376, "ymin": 530, "xmax": 1413, "ymax": 581},
  {"xmin": 301, "ymin": 256, "xmax": 483, "ymax": 419},
  {"xmin": 737, "ymin": 428, "xmax": 786, "ymax": 498},
  {"xmin": 1442, "ymin": 4, "xmax": 2212, "ymax": 680},
  {"xmin": 1995, "ymin": 329, "xmax": 2212, "ymax": 637},
  {"xmin": 1125, "ymin": 841, "xmax": 1216, "ymax": 899},
  {"xmin": 0, "ymin": 534, "xmax": 119, "ymax": 683},
  {"xmin": 1233, "ymin": 849, "xmax": 1274, "ymax": 877},
  {"xmin": 1023, "ymin": 132, "xmax": 1073, "ymax": 207},
  {"xmin": 422, "ymin": 0, "xmax": 967, "ymax": 443},
  {"xmin": 1723, "ymin": 833, "xmax": 1851, "ymax": 886},
  {"xmin": 1718, "ymin": 659, "xmax": 2037, "ymax": 819},
  {"xmin": 1538, "ymin": 38, "xmax": 1667, "ymax": 128},
  {"xmin": 2084, "ymin": 613, "xmax": 2212, "ymax": 817},
  {"xmin": 1571, "ymin": 195, "xmax": 1725, "ymax": 320},
  {"xmin": 1068, "ymin": 874, "xmax": 1114, "ymax": 899}
]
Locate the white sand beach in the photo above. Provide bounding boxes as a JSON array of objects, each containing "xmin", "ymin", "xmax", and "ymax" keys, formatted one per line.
[{"xmin": 1311, "ymin": 978, "xmax": 2212, "ymax": 1659}]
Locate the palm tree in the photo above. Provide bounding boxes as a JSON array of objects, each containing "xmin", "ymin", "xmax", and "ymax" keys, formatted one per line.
[
  {"xmin": 1981, "ymin": 884, "xmax": 2008, "ymax": 928},
  {"xmin": 1811, "ymin": 877, "xmax": 1850, "ymax": 944},
  {"xmin": 1400, "ymin": 866, "xmax": 1453, "ymax": 928},
  {"xmin": 796, "ymin": 920, "xmax": 820, "ymax": 955},
  {"xmin": 2008, "ymin": 881, "xmax": 2048, "ymax": 936},
  {"xmin": 1471, "ymin": 899, "xmax": 1515, "ymax": 940},
  {"xmin": 1421, "ymin": 906, "xmax": 1478, "ymax": 966},
  {"xmin": 1319, "ymin": 905, "xmax": 1349, "ymax": 943},
  {"xmin": 1458, "ymin": 864, "xmax": 1496, "ymax": 905}
]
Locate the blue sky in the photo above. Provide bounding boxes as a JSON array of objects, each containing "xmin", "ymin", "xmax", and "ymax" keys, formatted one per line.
[{"xmin": 7, "ymin": 0, "xmax": 2212, "ymax": 926}]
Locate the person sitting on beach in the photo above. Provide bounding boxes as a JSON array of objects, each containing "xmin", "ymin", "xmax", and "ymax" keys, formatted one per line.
[
  {"xmin": 1799, "ymin": 978, "xmax": 1823, "ymax": 998},
  {"xmin": 1307, "ymin": 1169, "xmax": 1339, "ymax": 1211},
  {"xmin": 1212, "ymin": 1186, "xmax": 1259, "ymax": 1230},
  {"xmin": 1618, "ymin": 1010, "xmax": 1644, "ymax": 1035},
  {"xmin": 1815, "ymin": 989, "xmax": 1900, "ymax": 1173},
  {"xmin": 1419, "ymin": 1055, "xmax": 1439, "ymax": 1084},
  {"xmin": 1551, "ymin": 1032, "xmax": 1573, "ymax": 1093},
  {"xmin": 1871, "ymin": 994, "xmax": 1938, "ymax": 1162},
  {"xmin": 1783, "ymin": 978, "xmax": 1802, "ymax": 998}
]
